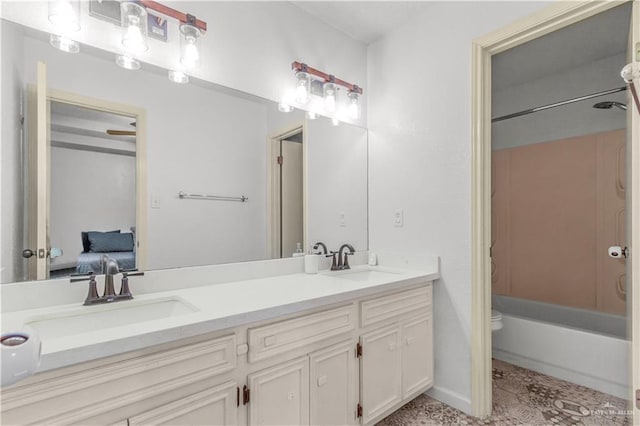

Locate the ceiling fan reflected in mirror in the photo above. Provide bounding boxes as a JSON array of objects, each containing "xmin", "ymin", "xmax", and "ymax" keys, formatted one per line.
[{"xmin": 106, "ymin": 121, "xmax": 136, "ymax": 136}]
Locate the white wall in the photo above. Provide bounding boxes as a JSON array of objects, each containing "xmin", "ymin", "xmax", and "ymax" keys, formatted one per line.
[
  {"xmin": 306, "ymin": 119, "xmax": 368, "ymax": 252},
  {"xmin": 0, "ymin": 20, "xmax": 25, "ymax": 283},
  {"xmin": 493, "ymin": 53, "xmax": 627, "ymax": 150},
  {"xmin": 0, "ymin": 1, "xmax": 368, "ymax": 127},
  {"xmin": 367, "ymin": 1, "xmax": 550, "ymax": 413},
  {"xmin": 49, "ymin": 147, "xmax": 135, "ymax": 270},
  {"xmin": 21, "ymin": 34, "xmax": 270, "ymax": 271}
]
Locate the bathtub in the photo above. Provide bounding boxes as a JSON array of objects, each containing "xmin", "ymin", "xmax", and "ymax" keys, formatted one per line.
[{"xmin": 492, "ymin": 295, "xmax": 629, "ymax": 399}]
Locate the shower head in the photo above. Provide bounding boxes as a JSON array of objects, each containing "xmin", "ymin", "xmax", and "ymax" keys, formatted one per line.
[{"xmin": 593, "ymin": 101, "xmax": 627, "ymax": 111}]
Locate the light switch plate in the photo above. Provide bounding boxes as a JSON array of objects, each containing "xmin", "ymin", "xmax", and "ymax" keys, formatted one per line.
[
  {"xmin": 340, "ymin": 212, "xmax": 346, "ymax": 227},
  {"xmin": 394, "ymin": 209, "xmax": 404, "ymax": 227}
]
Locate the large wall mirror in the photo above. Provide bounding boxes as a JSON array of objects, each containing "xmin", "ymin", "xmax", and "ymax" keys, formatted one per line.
[{"xmin": 0, "ymin": 20, "xmax": 368, "ymax": 283}]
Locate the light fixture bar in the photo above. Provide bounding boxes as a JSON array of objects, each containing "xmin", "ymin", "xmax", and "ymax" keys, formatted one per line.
[
  {"xmin": 291, "ymin": 61, "xmax": 363, "ymax": 95},
  {"xmin": 139, "ymin": 0, "xmax": 207, "ymax": 33}
]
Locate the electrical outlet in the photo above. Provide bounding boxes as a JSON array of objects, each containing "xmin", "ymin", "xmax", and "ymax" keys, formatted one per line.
[
  {"xmin": 339, "ymin": 212, "xmax": 346, "ymax": 227},
  {"xmin": 394, "ymin": 209, "xmax": 403, "ymax": 227},
  {"xmin": 151, "ymin": 196, "xmax": 160, "ymax": 209}
]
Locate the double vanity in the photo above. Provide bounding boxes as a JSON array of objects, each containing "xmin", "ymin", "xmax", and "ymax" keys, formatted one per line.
[{"xmin": 1, "ymin": 254, "xmax": 438, "ymax": 425}]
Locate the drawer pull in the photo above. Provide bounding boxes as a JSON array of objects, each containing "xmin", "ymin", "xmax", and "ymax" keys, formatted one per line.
[
  {"xmin": 317, "ymin": 375, "xmax": 328, "ymax": 387},
  {"xmin": 264, "ymin": 335, "xmax": 277, "ymax": 347}
]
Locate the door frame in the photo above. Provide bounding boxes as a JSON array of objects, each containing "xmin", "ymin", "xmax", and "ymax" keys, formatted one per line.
[
  {"xmin": 470, "ymin": 0, "xmax": 637, "ymax": 418},
  {"xmin": 39, "ymin": 88, "xmax": 148, "ymax": 272},
  {"xmin": 267, "ymin": 123, "xmax": 306, "ymax": 259}
]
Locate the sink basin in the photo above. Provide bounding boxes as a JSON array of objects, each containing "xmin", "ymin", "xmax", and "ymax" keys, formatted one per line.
[
  {"xmin": 26, "ymin": 298, "xmax": 198, "ymax": 339},
  {"xmin": 333, "ymin": 269, "xmax": 401, "ymax": 282}
]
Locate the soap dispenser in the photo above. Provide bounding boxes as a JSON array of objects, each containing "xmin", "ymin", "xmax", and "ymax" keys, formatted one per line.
[{"xmin": 293, "ymin": 242, "xmax": 304, "ymax": 257}]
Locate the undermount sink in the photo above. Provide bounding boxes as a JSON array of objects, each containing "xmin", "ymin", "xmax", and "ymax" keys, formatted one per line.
[
  {"xmin": 333, "ymin": 268, "xmax": 401, "ymax": 282},
  {"xmin": 26, "ymin": 297, "xmax": 198, "ymax": 340}
]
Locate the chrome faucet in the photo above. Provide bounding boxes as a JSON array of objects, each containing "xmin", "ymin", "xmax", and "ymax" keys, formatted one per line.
[
  {"xmin": 70, "ymin": 256, "xmax": 143, "ymax": 305},
  {"xmin": 337, "ymin": 244, "xmax": 355, "ymax": 270}
]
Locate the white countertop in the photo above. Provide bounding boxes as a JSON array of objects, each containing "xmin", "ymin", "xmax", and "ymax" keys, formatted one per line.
[{"xmin": 1, "ymin": 255, "xmax": 439, "ymax": 374}]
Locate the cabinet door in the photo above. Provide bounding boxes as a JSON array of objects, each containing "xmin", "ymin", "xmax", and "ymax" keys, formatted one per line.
[
  {"xmin": 402, "ymin": 315, "xmax": 433, "ymax": 398},
  {"xmin": 360, "ymin": 325, "xmax": 402, "ymax": 424},
  {"xmin": 247, "ymin": 356, "xmax": 309, "ymax": 426},
  {"xmin": 128, "ymin": 381, "xmax": 237, "ymax": 426},
  {"xmin": 310, "ymin": 341, "xmax": 358, "ymax": 426}
]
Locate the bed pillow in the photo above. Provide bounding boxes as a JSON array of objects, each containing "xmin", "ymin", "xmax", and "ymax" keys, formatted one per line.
[
  {"xmin": 81, "ymin": 230, "xmax": 120, "ymax": 252},
  {"xmin": 88, "ymin": 231, "xmax": 134, "ymax": 253}
]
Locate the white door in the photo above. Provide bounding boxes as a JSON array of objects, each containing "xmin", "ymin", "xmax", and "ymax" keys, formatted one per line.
[
  {"xmin": 402, "ymin": 315, "xmax": 433, "ymax": 398},
  {"xmin": 127, "ymin": 381, "xmax": 238, "ymax": 425},
  {"xmin": 281, "ymin": 139, "xmax": 304, "ymax": 257},
  {"xmin": 247, "ymin": 356, "xmax": 309, "ymax": 426},
  {"xmin": 310, "ymin": 341, "xmax": 358, "ymax": 426},
  {"xmin": 360, "ymin": 325, "xmax": 402, "ymax": 424},
  {"xmin": 25, "ymin": 61, "xmax": 49, "ymax": 280},
  {"xmin": 627, "ymin": 1, "xmax": 640, "ymax": 421}
]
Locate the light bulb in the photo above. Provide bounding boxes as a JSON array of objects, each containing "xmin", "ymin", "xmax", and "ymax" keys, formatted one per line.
[
  {"xmin": 121, "ymin": 2, "xmax": 148, "ymax": 54},
  {"xmin": 49, "ymin": 34, "xmax": 79, "ymax": 53},
  {"xmin": 168, "ymin": 70, "xmax": 189, "ymax": 84},
  {"xmin": 116, "ymin": 54, "xmax": 141, "ymax": 70},
  {"xmin": 295, "ymin": 71, "xmax": 310, "ymax": 104},
  {"xmin": 332, "ymin": 117, "xmax": 340, "ymax": 126},
  {"xmin": 307, "ymin": 111, "xmax": 318, "ymax": 120},
  {"xmin": 180, "ymin": 24, "xmax": 201, "ymax": 69},
  {"xmin": 348, "ymin": 91, "xmax": 360, "ymax": 120},
  {"xmin": 323, "ymin": 82, "xmax": 337, "ymax": 113},
  {"xmin": 279, "ymin": 90, "xmax": 295, "ymax": 112},
  {"xmin": 48, "ymin": 0, "xmax": 80, "ymax": 33}
]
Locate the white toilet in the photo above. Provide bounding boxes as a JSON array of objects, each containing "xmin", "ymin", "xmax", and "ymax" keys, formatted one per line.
[{"xmin": 491, "ymin": 310, "xmax": 503, "ymax": 332}]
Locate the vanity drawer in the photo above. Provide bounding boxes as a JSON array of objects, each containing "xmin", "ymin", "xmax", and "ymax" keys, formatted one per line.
[
  {"xmin": 360, "ymin": 284, "xmax": 432, "ymax": 327},
  {"xmin": 248, "ymin": 305, "xmax": 356, "ymax": 363}
]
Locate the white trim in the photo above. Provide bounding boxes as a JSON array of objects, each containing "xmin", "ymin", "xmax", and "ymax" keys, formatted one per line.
[
  {"xmin": 45, "ymin": 88, "xmax": 148, "ymax": 271},
  {"xmin": 266, "ymin": 123, "xmax": 306, "ymax": 259},
  {"xmin": 426, "ymin": 386, "xmax": 471, "ymax": 414},
  {"xmin": 470, "ymin": 0, "xmax": 632, "ymax": 418}
]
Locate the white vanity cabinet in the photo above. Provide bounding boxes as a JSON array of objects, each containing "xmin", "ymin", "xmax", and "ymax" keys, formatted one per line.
[
  {"xmin": 0, "ymin": 281, "xmax": 433, "ymax": 426},
  {"xmin": 359, "ymin": 285, "xmax": 433, "ymax": 424}
]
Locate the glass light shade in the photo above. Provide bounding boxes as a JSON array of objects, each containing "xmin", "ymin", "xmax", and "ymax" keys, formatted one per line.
[
  {"xmin": 168, "ymin": 70, "xmax": 189, "ymax": 84},
  {"xmin": 180, "ymin": 24, "xmax": 201, "ymax": 69},
  {"xmin": 121, "ymin": 2, "xmax": 148, "ymax": 54},
  {"xmin": 116, "ymin": 54, "xmax": 141, "ymax": 70},
  {"xmin": 323, "ymin": 82, "xmax": 337, "ymax": 113},
  {"xmin": 278, "ymin": 102, "xmax": 293, "ymax": 113},
  {"xmin": 295, "ymin": 71, "xmax": 310, "ymax": 104},
  {"xmin": 331, "ymin": 117, "xmax": 340, "ymax": 126},
  {"xmin": 48, "ymin": 0, "xmax": 80, "ymax": 33},
  {"xmin": 347, "ymin": 91, "xmax": 361, "ymax": 120},
  {"xmin": 307, "ymin": 111, "xmax": 318, "ymax": 120},
  {"xmin": 49, "ymin": 34, "xmax": 79, "ymax": 53}
]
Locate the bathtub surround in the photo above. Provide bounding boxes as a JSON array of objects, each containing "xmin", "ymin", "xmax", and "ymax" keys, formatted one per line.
[
  {"xmin": 377, "ymin": 359, "xmax": 631, "ymax": 426},
  {"xmin": 492, "ymin": 130, "xmax": 626, "ymax": 315}
]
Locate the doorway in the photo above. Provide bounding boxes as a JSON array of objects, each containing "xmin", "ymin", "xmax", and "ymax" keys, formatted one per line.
[
  {"xmin": 268, "ymin": 126, "xmax": 305, "ymax": 258},
  {"xmin": 471, "ymin": 0, "xmax": 639, "ymax": 421},
  {"xmin": 25, "ymin": 62, "xmax": 147, "ymax": 280}
]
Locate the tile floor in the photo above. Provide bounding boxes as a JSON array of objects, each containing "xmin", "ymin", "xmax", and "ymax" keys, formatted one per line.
[{"xmin": 377, "ymin": 359, "xmax": 631, "ymax": 426}]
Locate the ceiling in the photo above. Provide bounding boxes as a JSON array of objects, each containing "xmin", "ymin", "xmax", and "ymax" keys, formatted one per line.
[
  {"xmin": 492, "ymin": 3, "xmax": 631, "ymax": 90},
  {"xmin": 291, "ymin": 1, "xmax": 432, "ymax": 45}
]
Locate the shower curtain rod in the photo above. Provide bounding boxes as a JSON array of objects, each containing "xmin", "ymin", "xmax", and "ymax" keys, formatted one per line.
[{"xmin": 491, "ymin": 86, "xmax": 627, "ymax": 123}]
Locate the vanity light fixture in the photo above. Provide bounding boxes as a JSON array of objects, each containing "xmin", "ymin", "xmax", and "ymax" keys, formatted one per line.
[
  {"xmin": 120, "ymin": 1, "xmax": 148, "ymax": 55},
  {"xmin": 179, "ymin": 19, "xmax": 201, "ymax": 69},
  {"xmin": 288, "ymin": 62, "xmax": 364, "ymax": 122},
  {"xmin": 347, "ymin": 88, "xmax": 361, "ymax": 120},
  {"xmin": 48, "ymin": 0, "xmax": 80, "ymax": 53},
  {"xmin": 323, "ymin": 78, "xmax": 338, "ymax": 113},
  {"xmin": 168, "ymin": 69, "xmax": 189, "ymax": 84}
]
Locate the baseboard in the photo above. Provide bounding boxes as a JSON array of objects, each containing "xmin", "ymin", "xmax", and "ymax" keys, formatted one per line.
[
  {"xmin": 493, "ymin": 349, "xmax": 628, "ymax": 400},
  {"xmin": 426, "ymin": 385, "xmax": 472, "ymax": 415}
]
